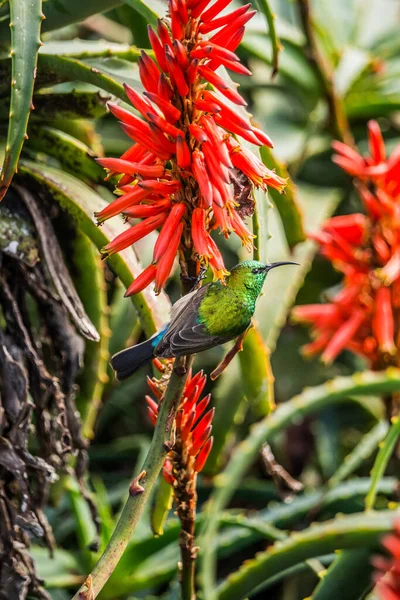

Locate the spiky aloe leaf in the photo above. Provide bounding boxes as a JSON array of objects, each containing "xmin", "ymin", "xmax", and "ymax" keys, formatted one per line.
[
  {"xmin": 260, "ymin": 146, "xmax": 306, "ymax": 248},
  {"xmin": 239, "ymin": 325, "xmax": 275, "ymax": 417},
  {"xmin": 37, "ymin": 53, "xmax": 141, "ymax": 102},
  {"xmin": 0, "ymin": 0, "xmax": 123, "ymax": 42},
  {"xmin": 42, "ymin": 0, "xmax": 122, "ymax": 32},
  {"xmin": 0, "ymin": 0, "xmax": 43, "ymax": 201},
  {"xmin": 151, "ymin": 477, "xmax": 173, "ymax": 536},
  {"xmin": 0, "ymin": 86, "xmax": 109, "ymax": 121},
  {"xmin": 310, "ymin": 549, "xmax": 374, "ymax": 600},
  {"xmin": 73, "ymin": 233, "xmax": 110, "ymax": 440},
  {"xmin": 257, "ymin": 185, "xmax": 341, "ymax": 350},
  {"xmin": 26, "ymin": 126, "xmax": 107, "ymax": 185},
  {"xmin": 30, "ymin": 87, "xmax": 109, "ymax": 120},
  {"xmin": 31, "ymin": 546, "xmax": 83, "ymax": 589},
  {"xmin": 0, "ymin": 41, "xmax": 142, "ymax": 97},
  {"xmin": 216, "ymin": 511, "xmax": 395, "ymax": 600},
  {"xmin": 18, "ymin": 159, "xmax": 171, "ymax": 336},
  {"xmin": 123, "ymin": 0, "xmax": 164, "ymax": 26},
  {"xmin": 327, "ymin": 420, "xmax": 389, "ymax": 488},
  {"xmin": 41, "ymin": 40, "xmax": 142, "ymax": 60},
  {"xmin": 199, "ymin": 368, "xmax": 400, "ymax": 600},
  {"xmin": 81, "ymin": 477, "xmax": 397, "ymax": 597}
]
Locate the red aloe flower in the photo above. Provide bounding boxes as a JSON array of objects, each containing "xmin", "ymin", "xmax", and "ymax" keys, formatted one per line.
[
  {"xmin": 145, "ymin": 367, "xmax": 214, "ymax": 483},
  {"xmin": 95, "ymin": 0, "xmax": 286, "ymax": 295},
  {"xmin": 372, "ymin": 517, "xmax": 400, "ymax": 600},
  {"xmin": 293, "ymin": 122, "xmax": 400, "ymax": 368}
]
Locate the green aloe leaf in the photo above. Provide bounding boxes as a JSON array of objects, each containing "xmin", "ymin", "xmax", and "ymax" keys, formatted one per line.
[
  {"xmin": 199, "ymin": 368, "xmax": 400, "ymax": 600},
  {"xmin": 241, "ymin": 33, "xmax": 320, "ymax": 94},
  {"xmin": 0, "ymin": 0, "xmax": 43, "ymax": 201},
  {"xmin": 123, "ymin": 0, "xmax": 164, "ymax": 26},
  {"xmin": 256, "ymin": 184, "xmax": 341, "ymax": 351},
  {"xmin": 310, "ymin": 549, "xmax": 374, "ymax": 600},
  {"xmin": 26, "ymin": 125, "xmax": 107, "ymax": 185},
  {"xmin": 216, "ymin": 511, "xmax": 394, "ymax": 600},
  {"xmin": 0, "ymin": 0, "xmax": 123, "ymax": 42},
  {"xmin": 151, "ymin": 477, "xmax": 174, "ymax": 536},
  {"xmin": 31, "ymin": 546, "xmax": 83, "ymax": 589},
  {"xmin": 73, "ymin": 232, "xmax": 110, "ymax": 439},
  {"xmin": 40, "ymin": 40, "xmax": 142, "ymax": 60},
  {"xmin": 37, "ymin": 53, "xmax": 142, "ymax": 102},
  {"xmin": 327, "ymin": 420, "xmax": 389, "ymax": 488},
  {"xmin": 239, "ymin": 325, "xmax": 275, "ymax": 417},
  {"xmin": 0, "ymin": 42, "xmax": 142, "ymax": 99},
  {"xmin": 260, "ymin": 146, "xmax": 306, "ymax": 249},
  {"xmin": 17, "ymin": 158, "xmax": 171, "ymax": 336},
  {"xmin": 28, "ymin": 87, "xmax": 109, "ymax": 120}
]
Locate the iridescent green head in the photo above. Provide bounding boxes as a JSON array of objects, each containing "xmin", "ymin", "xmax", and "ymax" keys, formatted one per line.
[{"xmin": 227, "ymin": 260, "xmax": 298, "ymax": 299}]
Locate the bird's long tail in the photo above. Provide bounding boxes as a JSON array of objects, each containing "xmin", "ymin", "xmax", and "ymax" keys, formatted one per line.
[{"xmin": 110, "ymin": 338, "xmax": 155, "ymax": 380}]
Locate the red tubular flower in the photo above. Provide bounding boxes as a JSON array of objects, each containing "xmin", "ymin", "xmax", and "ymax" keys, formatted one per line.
[
  {"xmin": 102, "ymin": 213, "xmax": 167, "ymax": 257},
  {"xmin": 153, "ymin": 202, "xmax": 186, "ymax": 262},
  {"xmin": 143, "ymin": 91, "xmax": 181, "ymax": 122},
  {"xmin": 321, "ymin": 309, "xmax": 365, "ymax": 364},
  {"xmin": 123, "ymin": 199, "xmax": 172, "ymax": 219},
  {"xmin": 96, "ymin": 158, "xmax": 165, "ymax": 179},
  {"xmin": 96, "ymin": 0, "xmax": 286, "ymax": 292},
  {"xmin": 192, "ymin": 208, "xmax": 213, "ymax": 260},
  {"xmin": 146, "ymin": 370, "xmax": 214, "ymax": 484},
  {"xmin": 372, "ymin": 288, "xmax": 396, "ymax": 355},
  {"xmin": 125, "ymin": 264, "xmax": 158, "ymax": 297},
  {"xmin": 372, "ymin": 517, "xmax": 400, "ymax": 600},
  {"xmin": 94, "ymin": 187, "xmax": 152, "ymax": 223},
  {"xmin": 176, "ymin": 135, "xmax": 191, "ymax": 169},
  {"xmin": 294, "ymin": 122, "xmax": 400, "ymax": 368},
  {"xmin": 155, "ymin": 221, "xmax": 184, "ymax": 292},
  {"xmin": 193, "ymin": 437, "xmax": 214, "ymax": 472}
]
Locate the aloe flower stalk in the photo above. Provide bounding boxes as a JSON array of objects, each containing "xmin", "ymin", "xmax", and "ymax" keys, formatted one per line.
[
  {"xmin": 146, "ymin": 366, "xmax": 214, "ymax": 596},
  {"xmin": 95, "ymin": 0, "xmax": 286, "ymax": 295}
]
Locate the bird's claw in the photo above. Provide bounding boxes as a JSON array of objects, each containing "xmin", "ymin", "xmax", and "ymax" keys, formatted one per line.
[{"xmin": 180, "ymin": 267, "xmax": 207, "ymax": 292}]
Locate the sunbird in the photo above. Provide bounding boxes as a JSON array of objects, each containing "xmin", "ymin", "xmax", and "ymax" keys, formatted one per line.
[{"xmin": 110, "ymin": 260, "xmax": 298, "ymax": 380}]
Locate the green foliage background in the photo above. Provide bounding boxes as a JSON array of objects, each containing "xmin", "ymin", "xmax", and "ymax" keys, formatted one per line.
[{"xmin": 0, "ymin": 0, "xmax": 399, "ymax": 599}]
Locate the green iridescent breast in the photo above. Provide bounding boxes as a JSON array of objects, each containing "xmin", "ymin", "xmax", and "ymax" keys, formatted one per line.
[{"xmin": 197, "ymin": 280, "xmax": 258, "ymax": 338}]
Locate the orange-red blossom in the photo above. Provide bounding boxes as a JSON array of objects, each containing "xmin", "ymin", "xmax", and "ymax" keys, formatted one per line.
[
  {"xmin": 293, "ymin": 121, "xmax": 400, "ymax": 367},
  {"xmin": 146, "ymin": 368, "xmax": 214, "ymax": 482}
]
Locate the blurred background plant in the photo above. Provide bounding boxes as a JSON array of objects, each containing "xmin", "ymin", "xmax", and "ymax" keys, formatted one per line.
[{"xmin": 0, "ymin": 0, "xmax": 399, "ymax": 599}]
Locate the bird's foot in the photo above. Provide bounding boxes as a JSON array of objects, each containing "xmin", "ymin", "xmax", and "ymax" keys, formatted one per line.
[
  {"xmin": 210, "ymin": 325, "xmax": 252, "ymax": 380},
  {"xmin": 180, "ymin": 267, "xmax": 207, "ymax": 292}
]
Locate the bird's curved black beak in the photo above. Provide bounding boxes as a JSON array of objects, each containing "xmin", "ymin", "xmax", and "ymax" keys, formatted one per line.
[{"xmin": 264, "ymin": 261, "xmax": 299, "ymax": 271}]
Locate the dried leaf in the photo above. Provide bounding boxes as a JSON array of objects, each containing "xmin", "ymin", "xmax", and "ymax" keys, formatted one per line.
[{"xmin": 15, "ymin": 185, "xmax": 100, "ymax": 342}]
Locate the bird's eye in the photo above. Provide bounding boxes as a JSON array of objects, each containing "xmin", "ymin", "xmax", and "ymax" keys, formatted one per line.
[{"xmin": 252, "ymin": 268, "xmax": 262, "ymax": 274}]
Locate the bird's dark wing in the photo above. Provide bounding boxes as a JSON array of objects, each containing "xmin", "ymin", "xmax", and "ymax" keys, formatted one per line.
[{"xmin": 155, "ymin": 285, "xmax": 228, "ymax": 357}]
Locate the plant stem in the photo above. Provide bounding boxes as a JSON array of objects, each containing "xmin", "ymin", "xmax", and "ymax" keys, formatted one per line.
[
  {"xmin": 254, "ymin": 0, "xmax": 281, "ymax": 77},
  {"xmin": 252, "ymin": 205, "xmax": 261, "ymax": 262},
  {"xmin": 175, "ymin": 468, "xmax": 197, "ymax": 600},
  {"xmin": 72, "ymin": 355, "xmax": 192, "ymax": 599},
  {"xmin": 365, "ymin": 415, "xmax": 400, "ymax": 510},
  {"xmin": 297, "ymin": 0, "xmax": 354, "ymax": 147}
]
